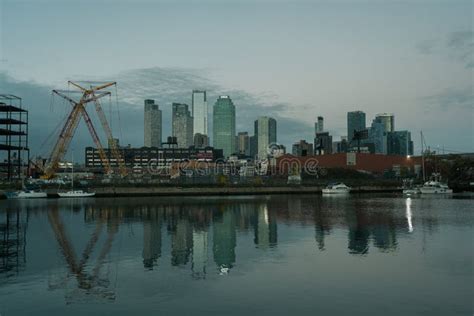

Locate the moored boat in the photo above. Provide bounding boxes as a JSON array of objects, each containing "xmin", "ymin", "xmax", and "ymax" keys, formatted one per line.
[
  {"xmin": 58, "ymin": 190, "xmax": 95, "ymax": 198},
  {"xmin": 322, "ymin": 183, "xmax": 351, "ymax": 194},
  {"xmin": 402, "ymin": 179, "xmax": 420, "ymax": 195},
  {"xmin": 420, "ymin": 181, "xmax": 452, "ymax": 194},
  {"xmin": 420, "ymin": 173, "xmax": 452, "ymax": 194},
  {"xmin": 6, "ymin": 189, "xmax": 48, "ymax": 199}
]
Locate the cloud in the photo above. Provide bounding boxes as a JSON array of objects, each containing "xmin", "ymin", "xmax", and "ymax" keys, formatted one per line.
[
  {"xmin": 0, "ymin": 68, "xmax": 314, "ymax": 160},
  {"xmin": 415, "ymin": 39, "xmax": 437, "ymax": 55},
  {"xmin": 416, "ymin": 30, "xmax": 474, "ymax": 68},
  {"xmin": 423, "ymin": 86, "xmax": 474, "ymax": 110},
  {"xmin": 115, "ymin": 67, "xmax": 313, "ymax": 147},
  {"xmin": 446, "ymin": 31, "xmax": 474, "ymax": 68}
]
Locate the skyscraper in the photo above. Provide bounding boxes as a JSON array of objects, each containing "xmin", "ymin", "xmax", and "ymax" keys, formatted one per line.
[
  {"xmin": 237, "ymin": 132, "xmax": 250, "ymax": 156},
  {"xmin": 255, "ymin": 116, "xmax": 277, "ymax": 159},
  {"xmin": 347, "ymin": 111, "xmax": 366, "ymax": 143},
  {"xmin": 386, "ymin": 131, "xmax": 413, "ymax": 156},
  {"xmin": 144, "ymin": 99, "xmax": 162, "ymax": 147},
  {"xmin": 213, "ymin": 96, "xmax": 236, "ymax": 158},
  {"xmin": 314, "ymin": 132, "xmax": 333, "ymax": 155},
  {"xmin": 368, "ymin": 119, "xmax": 386, "ymax": 154},
  {"xmin": 172, "ymin": 103, "xmax": 193, "ymax": 148},
  {"xmin": 192, "ymin": 90, "xmax": 208, "ymax": 136},
  {"xmin": 374, "ymin": 113, "xmax": 395, "ymax": 133},
  {"xmin": 314, "ymin": 116, "xmax": 324, "ymax": 135}
]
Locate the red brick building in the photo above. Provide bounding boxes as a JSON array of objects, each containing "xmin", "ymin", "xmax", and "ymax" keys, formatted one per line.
[{"xmin": 275, "ymin": 153, "xmax": 422, "ymax": 176}]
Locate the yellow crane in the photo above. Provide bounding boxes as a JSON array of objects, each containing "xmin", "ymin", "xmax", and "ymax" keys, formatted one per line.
[{"xmin": 43, "ymin": 81, "xmax": 127, "ymax": 179}]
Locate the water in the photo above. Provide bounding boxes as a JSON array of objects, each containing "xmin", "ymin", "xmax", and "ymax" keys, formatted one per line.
[{"xmin": 0, "ymin": 194, "xmax": 472, "ymax": 315}]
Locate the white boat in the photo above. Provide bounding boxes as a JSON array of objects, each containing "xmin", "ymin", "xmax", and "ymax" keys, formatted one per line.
[
  {"xmin": 322, "ymin": 183, "xmax": 351, "ymax": 194},
  {"xmin": 6, "ymin": 189, "xmax": 47, "ymax": 199},
  {"xmin": 420, "ymin": 181, "xmax": 452, "ymax": 194},
  {"xmin": 420, "ymin": 173, "xmax": 452, "ymax": 194},
  {"xmin": 402, "ymin": 179, "xmax": 420, "ymax": 195},
  {"xmin": 58, "ymin": 151, "xmax": 95, "ymax": 198},
  {"xmin": 403, "ymin": 188, "xmax": 421, "ymax": 195},
  {"xmin": 58, "ymin": 190, "xmax": 95, "ymax": 198}
]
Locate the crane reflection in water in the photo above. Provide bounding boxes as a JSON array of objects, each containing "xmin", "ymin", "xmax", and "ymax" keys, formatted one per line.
[{"xmin": 0, "ymin": 194, "xmax": 436, "ymax": 305}]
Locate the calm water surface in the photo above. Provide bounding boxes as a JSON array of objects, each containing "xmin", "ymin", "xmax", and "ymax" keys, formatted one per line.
[{"xmin": 0, "ymin": 194, "xmax": 472, "ymax": 315}]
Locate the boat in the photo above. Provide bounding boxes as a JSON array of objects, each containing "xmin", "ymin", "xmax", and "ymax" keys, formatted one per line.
[
  {"xmin": 322, "ymin": 183, "xmax": 351, "ymax": 194},
  {"xmin": 402, "ymin": 179, "xmax": 420, "ymax": 195},
  {"xmin": 6, "ymin": 189, "xmax": 47, "ymax": 199},
  {"xmin": 403, "ymin": 187, "xmax": 421, "ymax": 195},
  {"xmin": 58, "ymin": 190, "xmax": 95, "ymax": 198},
  {"xmin": 58, "ymin": 151, "xmax": 95, "ymax": 198},
  {"xmin": 420, "ymin": 173, "xmax": 452, "ymax": 194}
]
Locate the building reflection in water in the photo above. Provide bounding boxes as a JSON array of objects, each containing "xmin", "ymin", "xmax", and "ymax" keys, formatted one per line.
[
  {"xmin": 142, "ymin": 207, "xmax": 162, "ymax": 270},
  {"xmin": 212, "ymin": 207, "xmax": 236, "ymax": 275},
  {"xmin": 0, "ymin": 194, "xmax": 433, "ymax": 288},
  {"xmin": 192, "ymin": 229, "xmax": 208, "ymax": 279},
  {"xmin": 171, "ymin": 215, "xmax": 193, "ymax": 266},
  {"xmin": 254, "ymin": 204, "xmax": 277, "ymax": 249},
  {"xmin": 347, "ymin": 204, "xmax": 371, "ymax": 255}
]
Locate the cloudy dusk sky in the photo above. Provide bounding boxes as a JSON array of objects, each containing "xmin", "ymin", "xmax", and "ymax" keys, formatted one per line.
[{"xmin": 0, "ymin": 0, "xmax": 472, "ymax": 156}]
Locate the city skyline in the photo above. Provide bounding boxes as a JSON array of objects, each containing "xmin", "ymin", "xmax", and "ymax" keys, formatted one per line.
[{"xmin": 0, "ymin": 1, "xmax": 472, "ymax": 157}]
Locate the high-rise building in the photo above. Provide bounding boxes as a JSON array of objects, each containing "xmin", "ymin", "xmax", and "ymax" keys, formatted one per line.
[
  {"xmin": 144, "ymin": 99, "xmax": 162, "ymax": 147},
  {"xmin": 237, "ymin": 132, "xmax": 250, "ymax": 156},
  {"xmin": 347, "ymin": 111, "xmax": 366, "ymax": 144},
  {"xmin": 249, "ymin": 135, "xmax": 257, "ymax": 158},
  {"xmin": 292, "ymin": 140, "xmax": 314, "ymax": 156},
  {"xmin": 314, "ymin": 132, "xmax": 333, "ymax": 155},
  {"xmin": 192, "ymin": 90, "xmax": 208, "ymax": 136},
  {"xmin": 193, "ymin": 133, "xmax": 209, "ymax": 148},
  {"xmin": 368, "ymin": 120, "xmax": 386, "ymax": 154},
  {"xmin": 374, "ymin": 113, "xmax": 395, "ymax": 133},
  {"xmin": 255, "ymin": 116, "xmax": 277, "ymax": 159},
  {"xmin": 332, "ymin": 137, "xmax": 349, "ymax": 153},
  {"xmin": 213, "ymin": 96, "xmax": 236, "ymax": 158},
  {"xmin": 386, "ymin": 131, "xmax": 413, "ymax": 156},
  {"xmin": 314, "ymin": 116, "xmax": 324, "ymax": 135},
  {"xmin": 172, "ymin": 103, "xmax": 193, "ymax": 148}
]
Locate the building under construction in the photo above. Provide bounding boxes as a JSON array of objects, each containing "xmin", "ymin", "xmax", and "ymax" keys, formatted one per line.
[{"xmin": 0, "ymin": 95, "xmax": 29, "ymax": 180}]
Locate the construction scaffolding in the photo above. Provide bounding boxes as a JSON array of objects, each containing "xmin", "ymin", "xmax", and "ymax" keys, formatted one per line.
[{"xmin": 0, "ymin": 95, "xmax": 29, "ymax": 180}]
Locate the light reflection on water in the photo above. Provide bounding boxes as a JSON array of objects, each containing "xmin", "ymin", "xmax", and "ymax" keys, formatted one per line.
[{"xmin": 0, "ymin": 194, "xmax": 472, "ymax": 315}]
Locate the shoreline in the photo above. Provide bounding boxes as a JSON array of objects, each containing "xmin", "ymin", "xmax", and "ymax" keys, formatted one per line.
[{"xmin": 0, "ymin": 185, "xmax": 402, "ymax": 199}]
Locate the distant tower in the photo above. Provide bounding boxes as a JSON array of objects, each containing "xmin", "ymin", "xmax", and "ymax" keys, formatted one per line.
[
  {"xmin": 347, "ymin": 111, "xmax": 366, "ymax": 143},
  {"xmin": 374, "ymin": 113, "xmax": 395, "ymax": 133},
  {"xmin": 315, "ymin": 116, "xmax": 324, "ymax": 134},
  {"xmin": 213, "ymin": 96, "xmax": 236, "ymax": 157},
  {"xmin": 172, "ymin": 103, "xmax": 193, "ymax": 148},
  {"xmin": 192, "ymin": 90, "xmax": 208, "ymax": 136},
  {"xmin": 255, "ymin": 116, "xmax": 277, "ymax": 159},
  {"xmin": 237, "ymin": 132, "xmax": 250, "ymax": 156},
  {"xmin": 144, "ymin": 99, "xmax": 162, "ymax": 147}
]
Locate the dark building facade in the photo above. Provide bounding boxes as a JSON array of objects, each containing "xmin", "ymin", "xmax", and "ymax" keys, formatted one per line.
[
  {"xmin": 314, "ymin": 132, "xmax": 333, "ymax": 155},
  {"xmin": 85, "ymin": 146, "xmax": 224, "ymax": 170},
  {"xmin": 292, "ymin": 140, "xmax": 314, "ymax": 156},
  {"xmin": 386, "ymin": 131, "xmax": 414, "ymax": 156}
]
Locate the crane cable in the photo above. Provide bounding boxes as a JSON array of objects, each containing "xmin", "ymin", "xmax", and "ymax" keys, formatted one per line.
[{"xmin": 114, "ymin": 84, "xmax": 123, "ymax": 145}]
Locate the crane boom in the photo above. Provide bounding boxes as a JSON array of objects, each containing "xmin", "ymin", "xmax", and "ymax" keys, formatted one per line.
[
  {"xmin": 43, "ymin": 81, "xmax": 127, "ymax": 178},
  {"xmin": 91, "ymin": 91, "xmax": 127, "ymax": 176}
]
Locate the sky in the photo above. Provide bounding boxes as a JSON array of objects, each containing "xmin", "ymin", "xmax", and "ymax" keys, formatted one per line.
[{"xmin": 0, "ymin": 0, "xmax": 472, "ymax": 157}]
